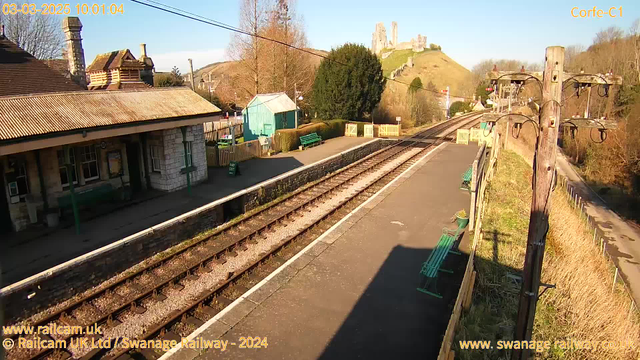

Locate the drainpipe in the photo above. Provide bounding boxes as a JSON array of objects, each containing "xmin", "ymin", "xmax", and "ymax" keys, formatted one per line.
[
  {"xmin": 181, "ymin": 127, "xmax": 191, "ymax": 195},
  {"xmin": 63, "ymin": 145, "xmax": 80, "ymax": 234},
  {"xmin": 140, "ymin": 133, "xmax": 151, "ymax": 189},
  {"xmin": 35, "ymin": 150, "xmax": 49, "ymax": 212}
]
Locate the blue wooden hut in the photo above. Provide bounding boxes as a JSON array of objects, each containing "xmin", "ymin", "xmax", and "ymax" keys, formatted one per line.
[{"xmin": 242, "ymin": 93, "xmax": 297, "ymax": 141}]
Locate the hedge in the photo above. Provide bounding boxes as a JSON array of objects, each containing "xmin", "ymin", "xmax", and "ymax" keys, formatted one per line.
[{"xmin": 273, "ymin": 120, "xmax": 348, "ymax": 152}]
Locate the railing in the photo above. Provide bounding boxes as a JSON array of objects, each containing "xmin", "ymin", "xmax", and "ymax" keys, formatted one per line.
[
  {"xmin": 206, "ymin": 139, "xmax": 268, "ymax": 167},
  {"xmin": 560, "ymin": 176, "xmax": 639, "ymax": 320},
  {"xmin": 438, "ymin": 129, "xmax": 501, "ymax": 360},
  {"xmin": 378, "ymin": 124, "xmax": 400, "ymax": 137}
]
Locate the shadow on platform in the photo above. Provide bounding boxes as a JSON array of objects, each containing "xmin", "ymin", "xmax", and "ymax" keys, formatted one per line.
[{"xmin": 318, "ymin": 242, "xmax": 469, "ymax": 359}]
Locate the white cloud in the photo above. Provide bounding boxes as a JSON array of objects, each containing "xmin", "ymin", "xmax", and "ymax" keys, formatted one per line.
[{"xmin": 152, "ymin": 49, "xmax": 228, "ymax": 73}]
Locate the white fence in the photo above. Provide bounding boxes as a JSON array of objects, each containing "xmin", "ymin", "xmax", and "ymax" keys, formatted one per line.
[{"xmin": 206, "ymin": 139, "xmax": 268, "ymax": 167}]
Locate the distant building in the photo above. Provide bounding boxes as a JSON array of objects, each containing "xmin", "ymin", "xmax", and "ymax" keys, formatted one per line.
[
  {"xmin": 86, "ymin": 44, "xmax": 154, "ymax": 90},
  {"xmin": 472, "ymin": 100, "xmax": 485, "ymax": 111},
  {"xmin": 242, "ymin": 93, "xmax": 297, "ymax": 141}
]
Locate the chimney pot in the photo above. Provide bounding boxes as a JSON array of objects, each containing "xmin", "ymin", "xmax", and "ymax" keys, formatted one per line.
[{"xmin": 140, "ymin": 43, "xmax": 147, "ymax": 58}]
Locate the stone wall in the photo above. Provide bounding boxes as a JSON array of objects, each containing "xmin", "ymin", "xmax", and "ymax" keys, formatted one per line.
[
  {"xmin": 148, "ymin": 125, "xmax": 207, "ymax": 191},
  {"xmin": 1, "ymin": 139, "xmax": 393, "ymax": 321},
  {"xmin": 389, "ymin": 56, "xmax": 414, "ymax": 79}
]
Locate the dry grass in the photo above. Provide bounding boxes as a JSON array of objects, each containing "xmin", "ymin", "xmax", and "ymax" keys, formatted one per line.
[
  {"xmin": 536, "ymin": 186, "xmax": 640, "ymax": 359},
  {"xmin": 455, "ymin": 149, "xmax": 640, "ymax": 360}
]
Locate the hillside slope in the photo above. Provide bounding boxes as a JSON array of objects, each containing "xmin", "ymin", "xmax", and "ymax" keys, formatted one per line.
[
  {"xmin": 381, "ymin": 49, "xmax": 474, "ymax": 96},
  {"xmin": 376, "ymin": 49, "xmax": 475, "ymax": 126},
  {"xmin": 192, "ymin": 48, "xmax": 327, "ymax": 107}
]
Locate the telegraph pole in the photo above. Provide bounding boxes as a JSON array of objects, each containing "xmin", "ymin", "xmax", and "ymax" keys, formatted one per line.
[
  {"xmin": 512, "ymin": 46, "xmax": 564, "ymax": 360},
  {"xmin": 188, "ymin": 58, "xmax": 195, "ymax": 91},
  {"xmin": 294, "ymin": 83, "xmax": 298, "ymax": 129}
]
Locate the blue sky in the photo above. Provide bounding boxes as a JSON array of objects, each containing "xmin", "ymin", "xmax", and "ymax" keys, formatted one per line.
[{"xmin": 47, "ymin": 0, "xmax": 639, "ymax": 73}]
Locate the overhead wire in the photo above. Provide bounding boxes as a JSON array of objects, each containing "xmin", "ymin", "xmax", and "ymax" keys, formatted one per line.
[{"xmin": 129, "ymin": 0, "xmax": 474, "ymax": 100}]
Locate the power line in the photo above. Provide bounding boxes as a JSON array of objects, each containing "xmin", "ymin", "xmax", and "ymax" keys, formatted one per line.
[{"xmin": 129, "ymin": 0, "xmax": 473, "ymax": 100}]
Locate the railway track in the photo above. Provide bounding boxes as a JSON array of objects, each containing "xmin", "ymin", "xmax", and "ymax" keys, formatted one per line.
[{"xmin": 5, "ymin": 112, "xmax": 483, "ymax": 360}]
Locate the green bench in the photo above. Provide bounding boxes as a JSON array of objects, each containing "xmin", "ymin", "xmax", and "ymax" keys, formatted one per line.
[
  {"xmin": 57, "ymin": 183, "xmax": 115, "ymax": 215},
  {"xmin": 417, "ymin": 226, "xmax": 464, "ymax": 298},
  {"xmin": 460, "ymin": 166, "xmax": 473, "ymax": 191},
  {"xmin": 300, "ymin": 132, "xmax": 322, "ymax": 149}
]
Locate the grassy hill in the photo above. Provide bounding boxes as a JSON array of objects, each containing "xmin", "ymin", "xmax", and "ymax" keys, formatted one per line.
[
  {"xmin": 376, "ymin": 49, "xmax": 475, "ymax": 126},
  {"xmin": 381, "ymin": 49, "xmax": 474, "ymax": 96}
]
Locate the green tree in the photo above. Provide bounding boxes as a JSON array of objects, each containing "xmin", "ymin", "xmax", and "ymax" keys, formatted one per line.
[
  {"xmin": 312, "ymin": 43, "xmax": 386, "ymax": 119},
  {"xmin": 475, "ymin": 80, "xmax": 492, "ymax": 105},
  {"xmin": 154, "ymin": 66, "xmax": 185, "ymax": 87},
  {"xmin": 449, "ymin": 101, "xmax": 471, "ymax": 115},
  {"xmin": 408, "ymin": 77, "xmax": 423, "ymax": 95}
]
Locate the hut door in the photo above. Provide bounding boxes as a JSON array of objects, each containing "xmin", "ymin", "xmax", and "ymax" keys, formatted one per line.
[{"xmin": 263, "ymin": 123, "xmax": 273, "ymax": 136}]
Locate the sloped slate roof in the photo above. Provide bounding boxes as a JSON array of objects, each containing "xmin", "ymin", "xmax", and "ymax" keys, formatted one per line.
[
  {"xmin": 248, "ymin": 92, "xmax": 296, "ymax": 114},
  {"xmin": 0, "ymin": 87, "xmax": 221, "ymax": 142},
  {"xmin": 0, "ymin": 35, "xmax": 84, "ymax": 96},
  {"xmin": 86, "ymin": 49, "xmax": 144, "ymax": 72}
]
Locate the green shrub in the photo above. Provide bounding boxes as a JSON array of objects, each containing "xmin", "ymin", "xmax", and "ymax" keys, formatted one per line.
[
  {"xmin": 274, "ymin": 120, "xmax": 348, "ymax": 152},
  {"xmin": 449, "ymin": 101, "xmax": 471, "ymax": 115}
]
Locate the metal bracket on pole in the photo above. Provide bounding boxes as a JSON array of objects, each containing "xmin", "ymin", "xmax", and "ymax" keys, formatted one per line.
[{"xmin": 538, "ymin": 282, "xmax": 556, "ymax": 298}]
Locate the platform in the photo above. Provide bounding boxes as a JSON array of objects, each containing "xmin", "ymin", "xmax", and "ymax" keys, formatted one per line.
[
  {"xmin": 166, "ymin": 143, "xmax": 479, "ymax": 360},
  {"xmin": 0, "ymin": 136, "xmax": 373, "ymax": 286}
]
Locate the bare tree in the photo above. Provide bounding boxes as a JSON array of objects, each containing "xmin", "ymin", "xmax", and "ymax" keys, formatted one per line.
[
  {"xmin": 228, "ymin": 0, "xmax": 270, "ymax": 97},
  {"xmin": 564, "ymin": 44, "xmax": 585, "ymax": 71},
  {"xmin": 0, "ymin": 2, "xmax": 64, "ymax": 59},
  {"xmin": 227, "ymin": 0, "xmax": 314, "ymax": 101},
  {"xmin": 630, "ymin": 19, "xmax": 640, "ymax": 84},
  {"xmin": 593, "ymin": 26, "xmax": 624, "ymax": 45},
  {"xmin": 261, "ymin": 0, "xmax": 313, "ymax": 98}
]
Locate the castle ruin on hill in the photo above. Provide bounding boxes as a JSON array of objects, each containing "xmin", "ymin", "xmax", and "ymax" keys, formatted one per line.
[{"xmin": 371, "ymin": 21, "xmax": 426, "ymax": 55}]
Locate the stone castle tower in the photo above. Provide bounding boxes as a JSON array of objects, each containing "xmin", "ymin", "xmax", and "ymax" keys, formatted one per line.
[
  {"xmin": 62, "ymin": 17, "xmax": 87, "ymax": 88},
  {"xmin": 371, "ymin": 22, "xmax": 388, "ymax": 55},
  {"xmin": 371, "ymin": 21, "xmax": 426, "ymax": 55},
  {"xmin": 390, "ymin": 21, "xmax": 398, "ymax": 48}
]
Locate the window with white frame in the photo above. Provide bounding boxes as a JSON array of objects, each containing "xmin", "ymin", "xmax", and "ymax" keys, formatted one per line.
[
  {"xmin": 150, "ymin": 145, "xmax": 162, "ymax": 172},
  {"xmin": 57, "ymin": 149, "xmax": 78, "ymax": 188},
  {"xmin": 79, "ymin": 145, "xmax": 100, "ymax": 181},
  {"xmin": 184, "ymin": 141, "xmax": 193, "ymax": 168},
  {"xmin": 7, "ymin": 162, "xmax": 29, "ymax": 199}
]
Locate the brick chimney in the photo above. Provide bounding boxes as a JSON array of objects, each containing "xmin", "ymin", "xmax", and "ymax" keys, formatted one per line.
[
  {"xmin": 62, "ymin": 17, "xmax": 87, "ymax": 88},
  {"xmin": 138, "ymin": 43, "xmax": 155, "ymax": 86}
]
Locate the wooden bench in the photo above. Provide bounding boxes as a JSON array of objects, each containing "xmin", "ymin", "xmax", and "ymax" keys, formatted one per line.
[
  {"xmin": 416, "ymin": 227, "xmax": 463, "ymax": 298},
  {"xmin": 300, "ymin": 132, "xmax": 322, "ymax": 149},
  {"xmin": 460, "ymin": 166, "xmax": 473, "ymax": 191},
  {"xmin": 57, "ymin": 183, "xmax": 115, "ymax": 215}
]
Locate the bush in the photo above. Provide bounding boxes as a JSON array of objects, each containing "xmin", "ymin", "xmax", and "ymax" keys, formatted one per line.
[
  {"xmin": 449, "ymin": 101, "xmax": 471, "ymax": 115},
  {"xmin": 273, "ymin": 120, "xmax": 348, "ymax": 152}
]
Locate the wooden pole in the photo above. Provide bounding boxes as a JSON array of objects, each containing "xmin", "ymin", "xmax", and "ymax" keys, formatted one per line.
[
  {"xmin": 512, "ymin": 46, "xmax": 564, "ymax": 360},
  {"xmin": 464, "ymin": 271, "xmax": 477, "ymax": 310}
]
